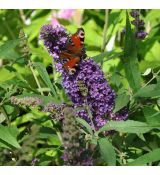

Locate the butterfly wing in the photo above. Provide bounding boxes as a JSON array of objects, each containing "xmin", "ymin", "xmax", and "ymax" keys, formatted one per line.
[
  {"xmin": 59, "ymin": 28, "xmax": 86, "ymax": 74},
  {"xmin": 71, "ymin": 28, "xmax": 85, "ymax": 48},
  {"xmin": 63, "ymin": 57, "xmax": 80, "ymax": 75},
  {"xmin": 66, "ymin": 28, "xmax": 85, "ymax": 55}
]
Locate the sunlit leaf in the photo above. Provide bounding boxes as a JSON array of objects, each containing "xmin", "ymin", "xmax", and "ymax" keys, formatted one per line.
[
  {"xmin": 76, "ymin": 117, "xmax": 93, "ymax": 135},
  {"xmin": 113, "ymin": 93, "xmax": 130, "ymax": 113},
  {"xmin": 143, "ymin": 107, "xmax": 160, "ymax": 125},
  {"xmin": 134, "ymin": 84, "xmax": 160, "ymax": 98},
  {"xmin": 0, "ymin": 125, "xmax": 21, "ymax": 149},
  {"xmin": 98, "ymin": 120, "xmax": 160, "ymax": 134},
  {"xmin": 98, "ymin": 138, "xmax": 116, "ymax": 165},
  {"xmin": 33, "ymin": 62, "xmax": 57, "ymax": 98},
  {"xmin": 0, "ymin": 39, "xmax": 19, "ymax": 60},
  {"xmin": 127, "ymin": 148, "xmax": 160, "ymax": 165}
]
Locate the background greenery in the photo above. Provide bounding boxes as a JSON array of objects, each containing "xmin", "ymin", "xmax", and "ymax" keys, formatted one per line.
[{"xmin": 0, "ymin": 9, "xmax": 160, "ymax": 165}]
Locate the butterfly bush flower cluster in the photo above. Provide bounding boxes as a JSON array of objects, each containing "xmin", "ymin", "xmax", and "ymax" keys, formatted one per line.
[
  {"xmin": 11, "ymin": 96, "xmax": 66, "ymax": 121},
  {"xmin": 40, "ymin": 24, "xmax": 128, "ymax": 129},
  {"xmin": 63, "ymin": 59, "xmax": 128, "ymax": 129},
  {"xmin": 40, "ymin": 25, "xmax": 68, "ymax": 62},
  {"xmin": 43, "ymin": 102, "xmax": 68, "ymax": 121},
  {"xmin": 130, "ymin": 10, "xmax": 148, "ymax": 40},
  {"xmin": 11, "ymin": 96, "xmax": 43, "ymax": 108},
  {"xmin": 62, "ymin": 107, "xmax": 93, "ymax": 165}
]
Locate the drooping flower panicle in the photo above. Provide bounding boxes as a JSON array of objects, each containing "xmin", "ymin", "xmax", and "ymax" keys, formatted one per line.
[
  {"xmin": 62, "ymin": 107, "xmax": 93, "ymax": 165},
  {"xmin": 11, "ymin": 96, "xmax": 43, "ymax": 108},
  {"xmin": 40, "ymin": 25, "xmax": 68, "ymax": 61},
  {"xmin": 40, "ymin": 25, "xmax": 128, "ymax": 129}
]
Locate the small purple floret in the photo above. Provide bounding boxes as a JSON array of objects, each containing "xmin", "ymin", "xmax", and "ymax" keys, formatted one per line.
[
  {"xmin": 131, "ymin": 19, "xmax": 145, "ymax": 27},
  {"xmin": 130, "ymin": 10, "xmax": 140, "ymax": 18},
  {"xmin": 135, "ymin": 30, "xmax": 148, "ymax": 39}
]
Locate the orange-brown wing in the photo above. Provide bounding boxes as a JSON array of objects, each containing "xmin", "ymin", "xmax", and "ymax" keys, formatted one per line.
[
  {"xmin": 59, "ymin": 28, "xmax": 85, "ymax": 74},
  {"xmin": 63, "ymin": 57, "xmax": 80, "ymax": 70},
  {"xmin": 65, "ymin": 28, "xmax": 85, "ymax": 56},
  {"xmin": 63, "ymin": 57, "xmax": 80, "ymax": 75}
]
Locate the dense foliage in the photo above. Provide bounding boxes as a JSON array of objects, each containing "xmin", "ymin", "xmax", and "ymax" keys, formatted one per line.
[{"xmin": 0, "ymin": 9, "xmax": 160, "ymax": 166}]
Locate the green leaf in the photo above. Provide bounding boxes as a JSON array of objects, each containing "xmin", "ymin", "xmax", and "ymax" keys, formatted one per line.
[
  {"xmin": 0, "ymin": 113, "xmax": 6, "ymax": 123},
  {"xmin": 113, "ymin": 93, "xmax": 130, "ymax": 113},
  {"xmin": 33, "ymin": 62, "xmax": 57, "ymax": 97},
  {"xmin": 143, "ymin": 107, "xmax": 160, "ymax": 125},
  {"xmin": 123, "ymin": 11, "xmax": 141, "ymax": 92},
  {"xmin": 3, "ymin": 78, "xmax": 37, "ymax": 93},
  {"xmin": 0, "ymin": 67, "xmax": 16, "ymax": 83},
  {"xmin": 0, "ymin": 39, "xmax": 19, "ymax": 60},
  {"xmin": 107, "ymin": 10, "xmax": 126, "ymax": 44},
  {"xmin": 38, "ymin": 127, "xmax": 56, "ymax": 139},
  {"xmin": 0, "ymin": 125, "xmax": 21, "ymax": 149},
  {"xmin": 98, "ymin": 138, "xmax": 116, "ymax": 165},
  {"xmin": 25, "ymin": 13, "xmax": 51, "ymax": 42},
  {"xmin": 98, "ymin": 120, "xmax": 160, "ymax": 134},
  {"xmin": 76, "ymin": 117, "xmax": 93, "ymax": 135},
  {"xmin": 127, "ymin": 148, "xmax": 160, "ymax": 165},
  {"xmin": 3, "ymin": 104, "xmax": 15, "ymax": 115},
  {"xmin": 37, "ymin": 127, "xmax": 61, "ymax": 145},
  {"xmin": 134, "ymin": 84, "xmax": 160, "ymax": 98},
  {"xmin": 92, "ymin": 50, "xmax": 122, "ymax": 63}
]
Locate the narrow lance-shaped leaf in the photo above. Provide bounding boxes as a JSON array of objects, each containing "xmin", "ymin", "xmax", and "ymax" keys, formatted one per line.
[
  {"xmin": 98, "ymin": 138, "xmax": 116, "ymax": 165},
  {"xmin": 126, "ymin": 148, "xmax": 160, "ymax": 166},
  {"xmin": 134, "ymin": 84, "xmax": 160, "ymax": 98},
  {"xmin": 76, "ymin": 117, "xmax": 93, "ymax": 135},
  {"xmin": 92, "ymin": 50, "xmax": 123, "ymax": 63},
  {"xmin": 98, "ymin": 120, "xmax": 160, "ymax": 134},
  {"xmin": 33, "ymin": 62, "xmax": 57, "ymax": 98},
  {"xmin": 123, "ymin": 11, "xmax": 141, "ymax": 92}
]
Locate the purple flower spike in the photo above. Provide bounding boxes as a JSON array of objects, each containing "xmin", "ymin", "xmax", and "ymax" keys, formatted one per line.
[
  {"xmin": 40, "ymin": 25, "xmax": 68, "ymax": 62},
  {"xmin": 62, "ymin": 58, "xmax": 127, "ymax": 129}
]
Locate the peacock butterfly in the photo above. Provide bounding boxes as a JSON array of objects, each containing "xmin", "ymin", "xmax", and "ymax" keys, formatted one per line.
[{"xmin": 60, "ymin": 28, "xmax": 86, "ymax": 75}]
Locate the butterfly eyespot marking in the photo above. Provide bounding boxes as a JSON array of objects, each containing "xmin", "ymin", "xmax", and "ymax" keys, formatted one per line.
[
  {"xmin": 79, "ymin": 31, "xmax": 85, "ymax": 38},
  {"xmin": 68, "ymin": 68, "xmax": 76, "ymax": 75},
  {"xmin": 61, "ymin": 58, "xmax": 69, "ymax": 64}
]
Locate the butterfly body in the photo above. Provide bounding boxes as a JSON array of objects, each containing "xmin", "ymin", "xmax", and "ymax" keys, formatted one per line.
[{"xmin": 60, "ymin": 28, "xmax": 86, "ymax": 75}]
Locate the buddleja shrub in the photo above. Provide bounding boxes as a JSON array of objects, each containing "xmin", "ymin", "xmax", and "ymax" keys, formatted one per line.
[{"xmin": 0, "ymin": 10, "xmax": 160, "ymax": 166}]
